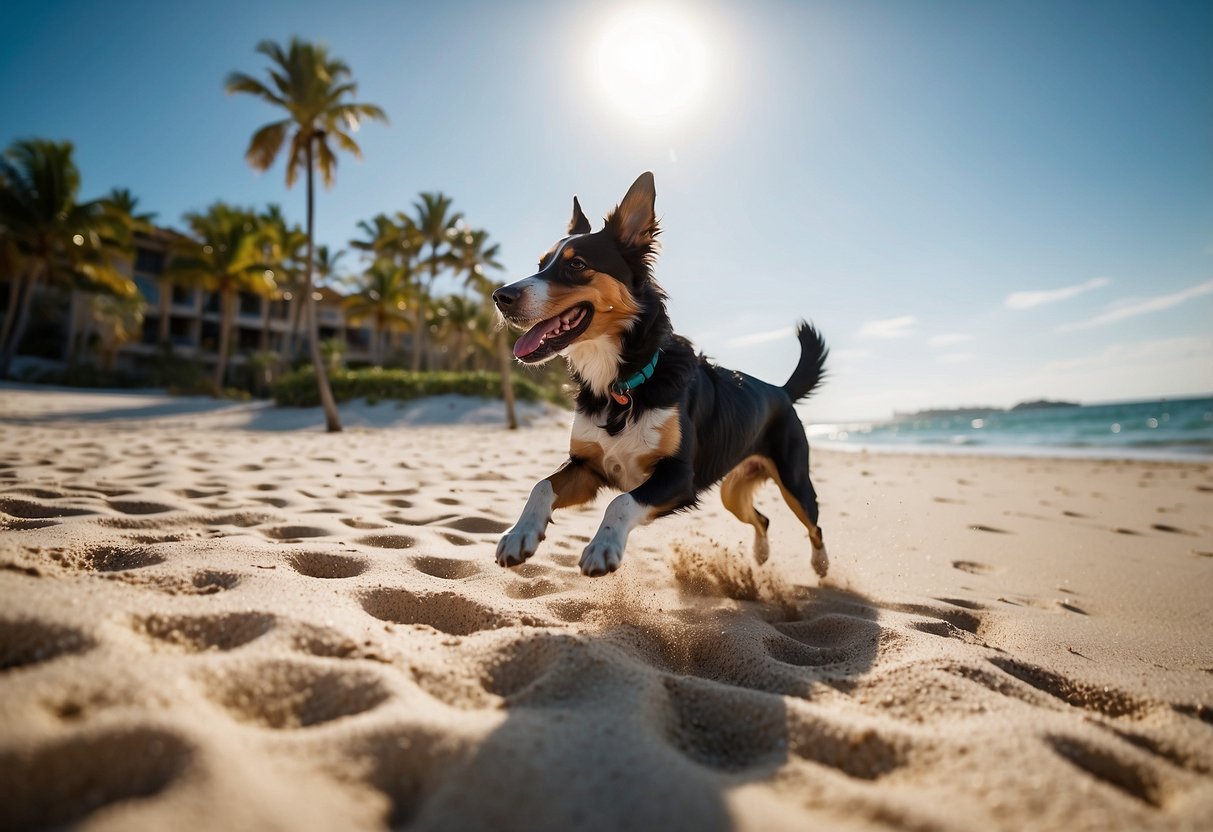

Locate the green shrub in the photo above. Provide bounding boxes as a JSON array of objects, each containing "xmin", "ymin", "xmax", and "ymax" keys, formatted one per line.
[{"xmin": 272, "ymin": 367, "xmax": 569, "ymax": 408}]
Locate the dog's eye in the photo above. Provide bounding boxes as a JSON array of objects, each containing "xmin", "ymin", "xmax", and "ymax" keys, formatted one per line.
[{"xmin": 567, "ymin": 257, "xmax": 587, "ymax": 271}]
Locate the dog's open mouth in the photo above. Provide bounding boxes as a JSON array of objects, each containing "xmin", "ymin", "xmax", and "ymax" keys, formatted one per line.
[{"xmin": 512, "ymin": 302, "xmax": 594, "ymax": 363}]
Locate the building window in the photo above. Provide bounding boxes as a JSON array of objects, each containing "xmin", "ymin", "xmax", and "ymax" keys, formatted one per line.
[
  {"xmin": 238, "ymin": 291, "xmax": 262, "ymax": 317},
  {"xmin": 171, "ymin": 285, "xmax": 195, "ymax": 306},
  {"xmin": 134, "ymin": 248, "xmax": 166, "ymax": 275},
  {"xmin": 134, "ymin": 276, "xmax": 160, "ymax": 305}
]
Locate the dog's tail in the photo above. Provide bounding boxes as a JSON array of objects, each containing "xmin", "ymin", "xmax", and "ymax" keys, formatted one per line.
[{"xmin": 782, "ymin": 321, "xmax": 829, "ymax": 402}]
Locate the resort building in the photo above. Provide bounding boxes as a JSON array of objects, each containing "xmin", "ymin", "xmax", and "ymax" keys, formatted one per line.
[{"xmin": 8, "ymin": 225, "xmax": 376, "ymax": 381}]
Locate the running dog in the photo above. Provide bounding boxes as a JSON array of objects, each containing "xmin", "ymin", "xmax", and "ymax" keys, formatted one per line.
[{"xmin": 493, "ymin": 172, "xmax": 829, "ymax": 577}]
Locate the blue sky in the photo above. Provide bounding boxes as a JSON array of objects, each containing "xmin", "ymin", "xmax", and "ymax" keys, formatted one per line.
[{"xmin": 2, "ymin": 0, "xmax": 1210, "ymax": 420}]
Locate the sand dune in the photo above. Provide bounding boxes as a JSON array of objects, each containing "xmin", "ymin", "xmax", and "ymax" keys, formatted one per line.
[{"xmin": 1, "ymin": 386, "xmax": 1211, "ymax": 831}]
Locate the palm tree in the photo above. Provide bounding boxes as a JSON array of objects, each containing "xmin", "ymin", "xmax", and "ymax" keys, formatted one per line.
[
  {"xmin": 453, "ymin": 227, "xmax": 516, "ymax": 429},
  {"xmin": 0, "ymin": 139, "xmax": 135, "ymax": 378},
  {"xmin": 89, "ymin": 293, "xmax": 147, "ymax": 371},
  {"xmin": 259, "ymin": 204, "xmax": 307, "ymax": 357},
  {"xmin": 351, "ymin": 211, "xmax": 423, "ymax": 366},
  {"xmin": 65, "ymin": 188, "xmax": 155, "ymax": 362},
  {"xmin": 226, "ymin": 37, "xmax": 387, "ymax": 432},
  {"xmin": 343, "ymin": 260, "xmax": 414, "ymax": 366},
  {"xmin": 412, "ymin": 192, "xmax": 461, "ymax": 372},
  {"xmin": 167, "ymin": 202, "xmax": 274, "ymax": 393}
]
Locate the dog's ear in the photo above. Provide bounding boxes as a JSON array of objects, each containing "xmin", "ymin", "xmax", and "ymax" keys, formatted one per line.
[
  {"xmin": 605, "ymin": 171, "xmax": 658, "ymax": 249},
  {"xmin": 568, "ymin": 196, "xmax": 591, "ymax": 235}
]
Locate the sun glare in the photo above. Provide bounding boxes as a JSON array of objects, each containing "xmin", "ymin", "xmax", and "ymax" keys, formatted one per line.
[{"xmin": 594, "ymin": 6, "xmax": 709, "ymax": 125}]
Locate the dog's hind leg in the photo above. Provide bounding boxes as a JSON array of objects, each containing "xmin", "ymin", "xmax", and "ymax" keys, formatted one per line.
[
  {"xmin": 769, "ymin": 419, "xmax": 829, "ymax": 578},
  {"xmin": 721, "ymin": 456, "xmax": 774, "ymax": 565}
]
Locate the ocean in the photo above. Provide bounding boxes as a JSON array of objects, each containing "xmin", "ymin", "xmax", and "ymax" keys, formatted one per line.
[{"xmin": 805, "ymin": 396, "xmax": 1213, "ymax": 460}]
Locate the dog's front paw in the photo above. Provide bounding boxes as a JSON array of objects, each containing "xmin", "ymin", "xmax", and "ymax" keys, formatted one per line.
[
  {"xmin": 579, "ymin": 534, "xmax": 625, "ymax": 577},
  {"xmin": 496, "ymin": 524, "xmax": 544, "ymax": 568}
]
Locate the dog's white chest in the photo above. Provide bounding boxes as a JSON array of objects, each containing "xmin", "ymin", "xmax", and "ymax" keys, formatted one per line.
[{"xmin": 571, "ymin": 407, "xmax": 680, "ymax": 492}]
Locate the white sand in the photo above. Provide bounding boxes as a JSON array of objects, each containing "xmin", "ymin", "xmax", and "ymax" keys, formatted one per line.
[{"xmin": 1, "ymin": 386, "xmax": 1211, "ymax": 831}]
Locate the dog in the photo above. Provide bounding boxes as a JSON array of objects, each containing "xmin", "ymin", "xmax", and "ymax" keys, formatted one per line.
[{"xmin": 492, "ymin": 172, "xmax": 829, "ymax": 578}]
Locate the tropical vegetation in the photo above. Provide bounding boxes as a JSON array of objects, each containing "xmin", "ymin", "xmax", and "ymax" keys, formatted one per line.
[{"xmin": 0, "ymin": 37, "xmax": 558, "ymax": 429}]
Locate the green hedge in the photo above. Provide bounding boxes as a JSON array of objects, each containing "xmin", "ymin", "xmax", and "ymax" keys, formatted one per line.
[{"xmin": 272, "ymin": 366, "xmax": 567, "ymax": 408}]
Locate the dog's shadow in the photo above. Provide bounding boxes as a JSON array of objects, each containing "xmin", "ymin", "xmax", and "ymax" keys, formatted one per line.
[{"xmin": 403, "ymin": 583, "xmax": 883, "ymax": 831}]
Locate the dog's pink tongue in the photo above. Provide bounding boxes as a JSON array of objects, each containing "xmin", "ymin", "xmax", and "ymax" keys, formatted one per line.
[{"xmin": 513, "ymin": 316, "xmax": 558, "ymax": 358}]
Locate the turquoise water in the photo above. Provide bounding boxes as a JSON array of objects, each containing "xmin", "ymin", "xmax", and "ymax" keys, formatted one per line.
[{"xmin": 807, "ymin": 396, "xmax": 1213, "ymax": 460}]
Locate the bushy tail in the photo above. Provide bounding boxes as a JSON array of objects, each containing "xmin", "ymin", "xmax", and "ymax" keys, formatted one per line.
[{"xmin": 782, "ymin": 321, "xmax": 829, "ymax": 402}]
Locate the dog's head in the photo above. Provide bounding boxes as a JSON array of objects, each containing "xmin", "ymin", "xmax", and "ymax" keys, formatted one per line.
[{"xmin": 494, "ymin": 172, "xmax": 661, "ymax": 366}]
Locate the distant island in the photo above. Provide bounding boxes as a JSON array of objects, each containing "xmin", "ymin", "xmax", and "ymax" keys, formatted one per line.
[
  {"xmin": 1008, "ymin": 399, "xmax": 1081, "ymax": 411},
  {"xmin": 894, "ymin": 399, "xmax": 1080, "ymax": 420}
]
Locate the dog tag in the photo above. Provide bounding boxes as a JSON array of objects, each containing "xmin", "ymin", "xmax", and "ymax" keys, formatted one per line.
[{"xmin": 611, "ymin": 390, "xmax": 630, "ymax": 406}]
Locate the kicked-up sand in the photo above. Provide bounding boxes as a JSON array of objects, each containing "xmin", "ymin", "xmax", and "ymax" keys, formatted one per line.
[{"xmin": 0, "ymin": 385, "xmax": 1210, "ymax": 831}]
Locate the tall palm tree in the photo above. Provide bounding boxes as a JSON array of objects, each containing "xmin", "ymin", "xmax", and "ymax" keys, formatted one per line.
[
  {"xmin": 0, "ymin": 139, "xmax": 135, "ymax": 378},
  {"xmin": 343, "ymin": 259, "xmax": 414, "ymax": 366},
  {"xmin": 453, "ymin": 227, "xmax": 515, "ymax": 429},
  {"xmin": 226, "ymin": 37, "xmax": 387, "ymax": 432},
  {"xmin": 167, "ymin": 202, "xmax": 274, "ymax": 393},
  {"xmin": 412, "ymin": 192, "xmax": 461, "ymax": 372}
]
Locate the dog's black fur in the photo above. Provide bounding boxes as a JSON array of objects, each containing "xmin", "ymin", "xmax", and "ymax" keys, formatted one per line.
[{"xmin": 493, "ymin": 172, "xmax": 830, "ymax": 577}]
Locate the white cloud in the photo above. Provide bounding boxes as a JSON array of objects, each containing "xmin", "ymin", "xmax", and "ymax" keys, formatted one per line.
[
  {"xmin": 831, "ymin": 348, "xmax": 873, "ymax": 362},
  {"xmin": 929, "ymin": 333, "xmax": 973, "ymax": 348},
  {"xmin": 1004, "ymin": 277, "xmax": 1109, "ymax": 310},
  {"xmin": 857, "ymin": 315, "xmax": 916, "ymax": 339},
  {"xmin": 725, "ymin": 326, "xmax": 795, "ymax": 348},
  {"xmin": 937, "ymin": 352, "xmax": 975, "ymax": 365},
  {"xmin": 1041, "ymin": 335, "xmax": 1213, "ymax": 373},
  {"xmin": 1056, "ymin": 279, "xmax": 1213, "ymax": 333}
]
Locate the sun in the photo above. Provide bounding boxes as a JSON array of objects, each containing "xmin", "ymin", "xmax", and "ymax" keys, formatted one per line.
[{"xmin": 594, "ymin": 6, "xmax": 709, "ymax": 125}]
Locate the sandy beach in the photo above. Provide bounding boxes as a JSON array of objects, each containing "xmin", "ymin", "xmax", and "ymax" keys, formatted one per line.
[{"xmin": 1, "ymin": 385, "xmax": 1211, "ymax": 831}]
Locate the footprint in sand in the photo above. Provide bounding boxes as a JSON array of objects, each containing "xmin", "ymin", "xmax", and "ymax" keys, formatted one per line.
[
  {"xmin": 504, "ymin": 578, "xmax": 564, "ymax": 600},
  {"xmin": 969, "ymin": 524, "xmax": 1010, "ymax": 534},
  {"xmin": 107, "ymin": 499, "xmax": 177, "ymax": 515},
  {"xmin": 51, "ymin": 544, "xmax": 165, "ymax": 572},
  {"xmin": 1045, "ymin": 735, "xmax": 1164, "ymax": 808},
  {"xmin": 438, "ymin": 516, "xmax": 512, "ymax": 535},
  {"xmin": 952, "ymin": 560, "xmax": 998, "ymax": 575},
  {"xmin": 1151, "ymin": 523, "xmax": 1197, "ymax": 536},
  {"xmin": 0, "ymin": 497, "xmax": 93, "ymax": 519},
  {"xmin": 285, "ymin": 551, "xmax": 368, "ymax": 579},
  {"xmin": 341, "ymin": 518, "xmax": 388, "ymax": 530},
  {"xmin": 0, "ymin": 728, "xmax": 193, "ymax": 830},
  {"xmin": 0, "ymin": 618, "xmax": 95, "ymax": 671},
  {"xmin": 411, "ymin": 556, "xmax": 482, "ymax": 580},
  {"xmin": 131, "ymin": 611, "xmax": 276, "ymax": 652},
  {"xmin": 261, "ymin": 525, "xmax": 332, "ymax": 541},
  {"xmin": 358, "ymin": 534, "xmax": 417, "ymax": 549},
  {"xmin": 198, "ymin": 659, "xmax": 391, "ymax": 729},
  {"xmin": 768, "ymin": 613, "xmax": 883, "ymax": 668},
  {"xmin": 360, "ymin": 587, "xmax": 501, "ymax": 635}
]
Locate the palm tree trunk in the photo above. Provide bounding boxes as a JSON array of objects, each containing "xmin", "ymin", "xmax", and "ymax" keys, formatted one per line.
[
  {"xmin": 411, "ymin": 289, "xmax": 424, "ymax": 372},
  {"xmin": 0, "ymin": 265, "xmax": 41, "ymax": 379},
  {"xmin": 305, "ymin": 137, "xmax": 343, "ymax": 433},
  {"xmin": 496, "ymin": 332, "xmax": 518, "ymax": 430},
  {"xmin": 0, "ymin": 271, "xmax": 26, "ymax": 358},
  {"xmin": 213, "ymin": 288, "xmax": 234, "ymax": 394}
]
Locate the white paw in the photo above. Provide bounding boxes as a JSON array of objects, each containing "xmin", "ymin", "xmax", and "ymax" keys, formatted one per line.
[
  {"xmin": 812, "ymin": 545, "xmax": 829, "ymax": 578},
  {"xmin": 580, "ymin": 532, "xmax": 625, "ymax": 576},
  {"xmin": 496, "ymin": 522, "xmax": 544, "ymax": 567}
]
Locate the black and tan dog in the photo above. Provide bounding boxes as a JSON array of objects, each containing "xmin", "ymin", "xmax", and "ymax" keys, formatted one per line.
[{"xmin": 493, "ymin": 172, "xmax": 829, "ymax": 578}]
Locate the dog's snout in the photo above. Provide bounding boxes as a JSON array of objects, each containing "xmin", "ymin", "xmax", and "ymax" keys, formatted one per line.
[{"xmin": 493, "ymin": 285, "xmax": 522, "ymax": 310}]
